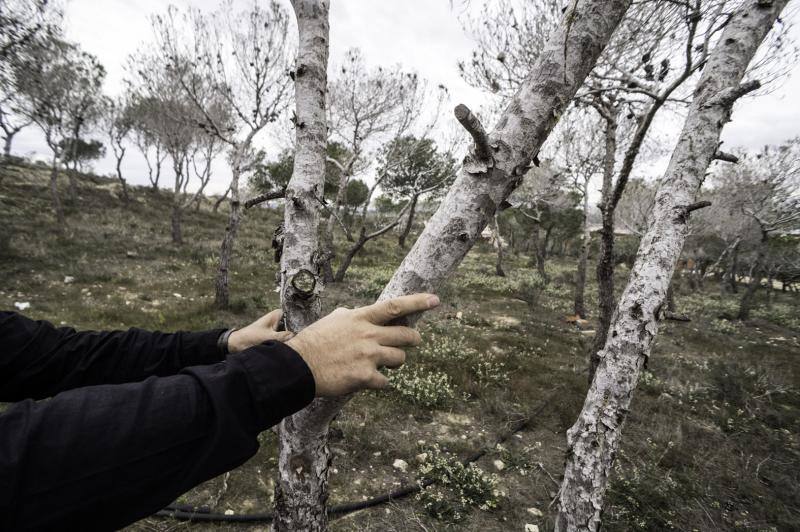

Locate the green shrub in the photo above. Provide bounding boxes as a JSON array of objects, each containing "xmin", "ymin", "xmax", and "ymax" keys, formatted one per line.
[
  {"xmin": 388, "ymin": 365, "xmax": 455, "ymax": 408},
  {"xmin": 416, "ymin": 445, "xmax": 500, "ymax": 522}
]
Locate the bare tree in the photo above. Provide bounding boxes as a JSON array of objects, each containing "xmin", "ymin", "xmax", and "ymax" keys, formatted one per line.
[
  {"xmin": 101, "ymin": 96, "xmax": 133, "ymax": 204},
  {"xmin": 274, "ymin": 1, "xmax": 631, "ymax": 528},
  {"xmin": 0, "ymin": 0, "xmax": 60, "ymax": 157},
  {"xmin": 128, "ymin": 95, "xmax": 168, "ymax": 191},
  {"xmin": 151, "ymin": 0, "xmax": 292, "ymax": 307},
  {"xmin": 272, "ymin": 0, "xmax": 330, "ymax": 529},
  {"xmin": 321, "ymin": 49, "xmax": 431, "ymax": 281},
  {"xmin": 15, "ymin": 35, "xmax": 104, "ymax": 230},
  {"xmin": 556, "ymin": 2, "xmax": 790, "ymax": 529},
  {"xmin": 714, "ymin": 140, "xmax": 800, "ymax": 319}
]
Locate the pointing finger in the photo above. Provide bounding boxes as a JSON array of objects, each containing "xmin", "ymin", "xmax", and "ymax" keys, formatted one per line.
[{"xmin": 360, "ymin": 293, "xmax": 440, "ymax": 325}]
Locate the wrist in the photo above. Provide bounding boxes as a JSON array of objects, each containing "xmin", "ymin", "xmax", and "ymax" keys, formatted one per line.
[{"xmin": 218, "ymin": 328, "xmax": 237, "ymax": 354}]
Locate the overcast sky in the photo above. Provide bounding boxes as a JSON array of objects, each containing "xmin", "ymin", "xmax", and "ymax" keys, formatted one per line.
[{"xmin": 10, "ymin": 0, "xmax": 800, "ymax": 195}]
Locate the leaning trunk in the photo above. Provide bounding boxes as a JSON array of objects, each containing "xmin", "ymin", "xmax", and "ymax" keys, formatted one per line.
[
  {"xmin": 398, "ymin": 194, "xmax": 419, "ymax": 249},
  {"xmin": 556, "ymin": 3, "xmax": 787, "ymax": 529},
  {"xmin": 276, "ymin": 0, "xmax": 631, "ymax": 528},
  {"xmin": 273, "ymin": 1, "xmax": 331, "ymax": 530},
  {"xmin": 214, "ymin": 170, "xmax": 242, "ymax": 308},
  {"xmin": 116, "ymin": 152, "xmax": 130, "ymax": 205},
  {"xmin": 334, "ymin": 231, "xmax": 367, "ymax": 282}
]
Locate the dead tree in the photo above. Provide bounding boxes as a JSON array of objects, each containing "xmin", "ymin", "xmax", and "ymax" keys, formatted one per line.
[
  {"xmin": 151, "ymin": 2, "xmax": 292, "ymax": 307},
  {"xmin": 274, "ymin": 1, "xmax": 631, "ymax": 529},
  {"xmin": 272, "ymin": 1, "xmax": 330, "ymax": 530},
  {"xmin": 556, "ymin": 2, "xmax": 790, "ymax": 530}
]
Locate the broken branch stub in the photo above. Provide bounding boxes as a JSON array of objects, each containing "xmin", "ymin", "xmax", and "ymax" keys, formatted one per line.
[{"xmin": 454, "ymin": 103, "xmax": 493, "ymax": 173}]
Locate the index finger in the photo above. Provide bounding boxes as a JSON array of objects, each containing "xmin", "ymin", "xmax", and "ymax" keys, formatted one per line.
[{"xmin": 360, "ymin": 293, "xmax": 440, "ymax": 325}]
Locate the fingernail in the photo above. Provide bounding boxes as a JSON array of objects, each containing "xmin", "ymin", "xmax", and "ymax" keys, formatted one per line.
[{"xmin": 427, "ymin": 295, "xmax": 440, "ymax": 308}]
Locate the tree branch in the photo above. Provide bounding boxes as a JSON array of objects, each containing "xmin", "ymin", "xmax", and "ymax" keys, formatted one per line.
[
  {"xmin": 454, "ymin": 103, "xmax": 492, "ymax": 162},
  {"xmin": 244, "ymin": 187, "xmax": 286, "ymax": 209}
]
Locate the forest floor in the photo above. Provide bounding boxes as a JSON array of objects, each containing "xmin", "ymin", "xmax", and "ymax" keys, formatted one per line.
[{"xmin": 1, "ymin": 162, "xmax": 799, "ymax": 531}]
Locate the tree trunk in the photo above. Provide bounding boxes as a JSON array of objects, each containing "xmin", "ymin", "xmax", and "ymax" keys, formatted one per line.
[
  {"xmin": 49, "ymin": 155, "xmax": 66, "ymax": 231},
  {"xmin": 276, "ymin": 0, "xmax": 630, "ymax": 528},
  {"xmin": 214, "ymin": 170, "xmax": 242, "ymax": 308},
  {"xmin": 170, "ymin": 204, "xmax": 183, "ymax": 245},
  {"xmin": 728, "ymin": 239, "xmax": 741, "ymax": 293},
  {"xmin": 116, "ymin": 152, "xmax": 130, "ymax": 205},
  {"xmin": 494, "ymin": 214, "xmax": 505, "ymax": 276},
  {"xmin": 573, "ymin": 187, "xmax": 590, "ymax": 317},
  {"xmin": 273, "ymin": 1, "xmax": 330, "ymax": 530},
  {"xmin": 334, "ymin": 232, "xmax": 367, "ymax": 282},
  {"xmin": 556, "ymin": 3, "xmax": 787, "ymax": 529},
  {"xmin": 589, "ymin": 110, "xmax": 618, "ymax": 381},
  {"xmin": 66, "ymin": 170, "xmax": 78, "ymax": 203},
  {"xmin": 3, "ymin": 133, "xmax": 13, "ymax": 157},
  {"xmin": 737, "ymin": 229, "xmax": 768, "ymax": 320},
  {"xmin": 531, "ymin": 222, "xmax": 548, "ymax": 281},
  {"xmin": 213, "ymin": 186, "xmax": 230, "ymax": 213},
  {"xmin": 398, "ymin": 194, "xmax": 419, "ymax": 249}
]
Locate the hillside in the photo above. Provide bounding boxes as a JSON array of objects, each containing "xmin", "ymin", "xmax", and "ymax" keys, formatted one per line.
[{"xmin": 1, "ymin": 163, "xmax": 799, "ymax": 531}]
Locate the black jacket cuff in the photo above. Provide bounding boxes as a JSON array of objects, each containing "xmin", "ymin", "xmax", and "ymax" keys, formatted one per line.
[
  {"xmin": 234, "ymin": 341, "xmax": 315, "ymax": 431},
  {"xmin": 180, "ymin": 328, "xmax": 229, "ymax": 364}
]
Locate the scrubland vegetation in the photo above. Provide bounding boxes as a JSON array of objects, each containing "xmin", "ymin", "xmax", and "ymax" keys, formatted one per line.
[{"xmin": 2, "ymin": 164, "xmax": 797, "ymax": 531}]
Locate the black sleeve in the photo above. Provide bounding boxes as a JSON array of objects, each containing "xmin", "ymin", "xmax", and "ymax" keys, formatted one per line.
[
  {"xmin": 0, "ymin": 311, "xmax": 228, "ymax": 401},
  {"xmin": 0, "ymin": 340, "xmax": 315, "ymax": 532}
]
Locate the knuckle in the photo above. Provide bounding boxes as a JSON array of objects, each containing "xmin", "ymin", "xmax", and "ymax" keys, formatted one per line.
[{"xmin": 385, "ymin": 300, "xmax": 402, "ymax": 317}]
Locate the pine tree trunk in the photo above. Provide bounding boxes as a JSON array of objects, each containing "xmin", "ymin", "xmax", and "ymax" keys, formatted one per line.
[
  {"xmin": 573, "ymin": 189, "xmax": 590, "ymax": 317},
  {"xmin": 589, "ymin": 111, "xmax": 618, "ymax": 381},
  {"xmin": 556, "ymin": 3, "xmax": 788, "ymax": 529},
  {"xmin": 398, "ymin": 194, "xmax": 418, "ymax": 248},
  {"xmin": 49, "ymin": 155, "xmax": 66, "ymax": 231},
  {"xmin": 728, "ymin": 239, "xmax": 741, "ymax": 293},
  {"xmin": 334, "ymin": 232, "xmax": 367, "ymax": 282},
  {"xmin": 273, "ymin": 1, "xmax": 331, "ymax": 529},
  {"xmin": 494, "ymin": 214, "xmax": 505, "ymax": 277},
  {"xmin": 116, "ymin": 154, "xmax": 130, "ymax": 205},
  {"xmin": 214, "ymin": 169, "xmax": 242, "ymax": 308},
  {"xmin": 170, "ymin": 204, "xmax": 183, "ymax": 245},
  {"xmin": 275, "ymin": 1, "xmax": 631, "ymax": 528},
  {"xmin": 737, "ymin": 230, "xmax": 768, "ymax": 320}
]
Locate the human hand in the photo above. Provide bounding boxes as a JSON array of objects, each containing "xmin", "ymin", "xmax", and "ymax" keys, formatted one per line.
[
  {"xmin": 228, "ymin": 309, "xmax": 293, "ymax": 353},
  {"xmin": 287, "ymin": 293, "xmax": 440, "ymax": 396}
]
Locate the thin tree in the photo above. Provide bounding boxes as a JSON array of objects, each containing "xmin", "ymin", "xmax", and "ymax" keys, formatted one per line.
[
  {"xmin": 151, "ymin": 1, "xmax": 292, "ymax": 307},
  {"xmin": 556, "ymin": 2, "xmax": 790, "ymax": 529},
  {"xmin": 274, "ymin": 1, "xmax": 631, "ymax": 528},
  {"xmin": 102, "ymin": 96, "xmax": 133, "ymax": 204},
  {"xmin": 272, "ymin": 0, "xmax": 330, "ymax": 529}
]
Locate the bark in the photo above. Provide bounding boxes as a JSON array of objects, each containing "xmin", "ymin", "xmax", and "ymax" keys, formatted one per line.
[
  {"xmin": 214, "ymin": 165, "xmax": 242, "ymax": 308},
  {"xmin": 49, "ymin": 154, "xmax": 66, "ymax": 231},
  {"xmin": 213, "ymin": 186, "xmax": 230, "ymax": 213},
  {"xmin": 276, "ymin": 0, "xmax": 630, "ymax": 526},
  {"xmin": 494, "ymin": 214, "xmax": 506, "ymax": 277},
  {"xmin": 556, "ymin": 3, "xmax": 788, "ymax": 530},
  {"xmin": 66, "ymin": 170, "xmax": 78, "ymax": 204},
  {"xmin": 589, "ymin": 110, "xmax": 618, "ymax": 380},
  {"xmin": 531, "ymin": 222, "xmax": 548, "ymax": 280},
  {"xmin": 728, "ymin": 239, "xmax": 741, "ymax": 293},
  {"xmin": 273, "ymin": 1, "xmax": 330, "ymax": 530},
  {"xmin": 573, "ymin": 187, "xmax": 590, "ymax": 317},
  {"xmin": 737, "ymin": 229, "xmax": 768, "ymax": 320},
  {"xmin": 114, "ymin": 147, "xmax": 130, "ymax": 205},
  {"xmin": 3, "ymin": 134, "xmax": 13, "ymax": 157},
  {"xmin": 170, "ymin": 204, "xmax": 183, "ymax": 245},
  {"xmin": 398, "ymin": 193, "xmax": 419, "ymax": 248}
]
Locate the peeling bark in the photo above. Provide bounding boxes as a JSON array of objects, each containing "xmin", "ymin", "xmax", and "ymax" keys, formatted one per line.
[
  {"xmin": 273, "ymin": 0, "xmax": 630, "ymax": 527},
  {"xmin": 273, "ymin": 1, "xmax": 330, "ymax": 530},
  {"xmin": 589, "ymin": 109, "xmax": 618, "ymax": 380},
  {"xmin": 556, "ymin": 2, "xmax": 789, "ymax": 530}
]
